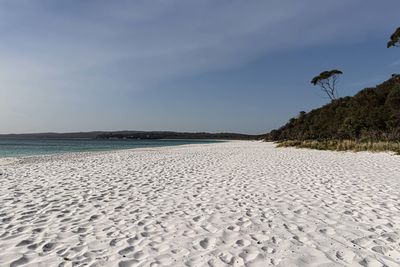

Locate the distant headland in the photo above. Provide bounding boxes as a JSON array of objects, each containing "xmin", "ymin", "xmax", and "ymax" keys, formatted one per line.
[{"xmin": 0, "ymin": 131, "xmax": 262, "ymax": 140}]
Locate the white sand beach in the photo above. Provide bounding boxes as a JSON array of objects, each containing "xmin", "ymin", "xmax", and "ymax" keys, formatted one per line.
[{"xmin": 0, "ymin": 141, "xmax": 399, "ymax": 267}]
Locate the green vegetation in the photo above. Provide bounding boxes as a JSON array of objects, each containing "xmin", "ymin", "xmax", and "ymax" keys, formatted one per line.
[
  {"xmin": 266, "ymin": 26, "xmax": 400, "ymax": 154},
  {"xmin": 266, "ymin": 75, "xmax": 400, "ymax": 153},
  {"xmin": 387, "ymin": 27, "xmax": 400, "ymax": 48},
  {"xmin": 311, "ymin": 69, "xmax": 343, "ymax": 100},
  {"xmin": 277, "ymin": 140, "xmax": 400, "ymax": 154}
]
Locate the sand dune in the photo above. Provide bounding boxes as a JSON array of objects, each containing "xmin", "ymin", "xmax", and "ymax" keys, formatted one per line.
[{"xmin": 0, "ymin": 141, "xmax": 399, "ymax": 266}]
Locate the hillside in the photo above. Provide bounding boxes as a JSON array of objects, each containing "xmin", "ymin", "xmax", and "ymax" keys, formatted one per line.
[{"xmin": 266, "ymin": 74, "xmax": 400, "ymax": 142}]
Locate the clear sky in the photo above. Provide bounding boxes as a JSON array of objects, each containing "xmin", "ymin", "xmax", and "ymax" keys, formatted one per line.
[{"xmin": 1, "ymin": 1, "xmax": 400, "ymax": 134}]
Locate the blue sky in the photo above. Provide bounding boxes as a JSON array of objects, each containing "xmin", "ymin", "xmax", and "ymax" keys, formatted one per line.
[{"xmin": 0, "ymin": 0, "xmax": 400, "ymax": 134}]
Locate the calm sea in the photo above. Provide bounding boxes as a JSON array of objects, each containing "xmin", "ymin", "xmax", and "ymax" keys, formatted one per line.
[{"xmin": 0, "ymin": 139, "xmax": 220, "ymax": 158}]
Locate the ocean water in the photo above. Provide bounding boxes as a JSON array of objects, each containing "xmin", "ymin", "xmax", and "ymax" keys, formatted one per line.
[{"xmin": 0, "ymin": 139, "xmax": 221, "ymax": 158}]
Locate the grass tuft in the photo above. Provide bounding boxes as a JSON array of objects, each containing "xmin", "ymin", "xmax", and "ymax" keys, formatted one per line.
[{"xmin": 276, "ymin": 140, "xmax": 400, "ymax": 155}]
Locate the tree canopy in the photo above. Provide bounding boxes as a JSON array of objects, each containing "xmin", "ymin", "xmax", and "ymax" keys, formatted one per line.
[
  {"xmin": 311, "ymin": 69, "xmax": 343, "ymax": 100},
  {"xmin": 387, "ymin": 27, "xmax": 400, "ymax": 48},
  {"xmin": 267, "ymin": 75, "xmax": 400, "ymax": 142},
  {"xmin": 311, "ymin": 70, "xmax": 343, "ymax": 85}
]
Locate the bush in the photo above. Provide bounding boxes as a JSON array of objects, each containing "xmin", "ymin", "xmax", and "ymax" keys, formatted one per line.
[
  {"xmin": 277, "ymin": 140, "xmax": 400, "ymax": 154},
  {"xmin": 266, "ymin": 75, "xmax": 400, "ymax": 142}
]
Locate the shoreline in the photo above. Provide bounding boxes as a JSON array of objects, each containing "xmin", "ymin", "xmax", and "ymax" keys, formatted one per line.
[{"xmin": 0, "ymin": 139, "xmax": 229, "ymax": 164}]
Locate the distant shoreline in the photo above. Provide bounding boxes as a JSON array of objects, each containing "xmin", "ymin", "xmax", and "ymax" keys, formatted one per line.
[
  {"xmin": 0, "ymin": 138, "xmax": 225, "ymax": 158},
  {"xmin": 0, "ymin": 130, "xmax": 262, "ymax": 140}
]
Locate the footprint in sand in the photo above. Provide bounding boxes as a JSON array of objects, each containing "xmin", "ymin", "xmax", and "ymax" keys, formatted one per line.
[
  {"xmin": 336, "ymin": 250, "xmax": 355, "ymax": 263},
  {"xmin": 219, "ymin": 251, "xmax": 234, "ymax": 264},
  {"xmin": 227, "ymin": 225, "xmax": 240, "ymax": 232},
  {"xmin": 133, "ymin": 251, "xmax": 146, "ymax": 260},
  {"xmin": 110, "ymin": 238, "xmax": 122, "ymax": 247},
  {"xmin": 197, "ymin": 237, "xmax": 217, "ymax": 250},
  {"xmin": 239, "ymin": 247, "xmax": 260, "ymax": 262},
  {"xmin": 155, "ymin": 254, "xmax": 174, "ymax": 265},
  {"xmin": 118, "ymin": 259, "xmax": 141, "ymax": 267},
  {"xmin": 42, "ymin": 242, "xmax": 56, "ymax": 252},
  {"xmin": 10, "ymin": 255, "xmax": 29, "ymax": 267},
  {"xmin": 118, "ymin": 246, "xmax": 136, "ymax": 256},
  {"xmin": 371, "ymin": 246, "xmax": 388, "ymax": 255},
  {"xmin": 359, "ymin": 256, "xmax": 384, "ymax": 267},
  {"xmin": 16, "ymin": 239, "xmax": 33, "ymax": 247},
  {"xmin": 74, "ymin": 227, "xmax": 87, "ymax": 233},
  {"xmin": 262, "ymin": 246, "xmax": 275, "ymax": 253},
  {"xmin": 319, "ymin": 227, "xmax": 335, "ymax": 235},
  {"xmin": 236, "ymin": 239, "xmax": 250, "ymax": 247},
  {"xmin": 192, "ymin": 216, "xmax": 203, "ymax": 223}
]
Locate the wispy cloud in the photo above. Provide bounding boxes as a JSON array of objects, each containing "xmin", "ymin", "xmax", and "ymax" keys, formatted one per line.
[
  {"xmin": 0, "ymin": 0, "xmax": 399, "ymax": 132},
  {"xmin": 1, "ymin": 1, "xmax": 398, "ymax": 92}
]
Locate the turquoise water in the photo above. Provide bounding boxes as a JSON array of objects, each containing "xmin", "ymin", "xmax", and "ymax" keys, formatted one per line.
[{"xmin": 0, "ymin": 139, "xmax": 220, "ymax": 158}]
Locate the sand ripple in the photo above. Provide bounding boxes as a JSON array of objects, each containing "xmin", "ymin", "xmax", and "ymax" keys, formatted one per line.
[{"xmin": 0, "ymin": 141, "xmax": 400, "ymax": 266}]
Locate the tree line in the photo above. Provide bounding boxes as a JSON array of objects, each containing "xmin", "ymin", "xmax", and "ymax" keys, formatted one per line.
[{"xmin": 267, "ymin": 27, "xmax": 400, "ymax": 143}]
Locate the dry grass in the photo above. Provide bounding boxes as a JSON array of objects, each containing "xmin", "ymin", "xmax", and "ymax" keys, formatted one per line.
[{"xmin": 276, "ymin": 140, "xmax": 400, "ymax": 155}]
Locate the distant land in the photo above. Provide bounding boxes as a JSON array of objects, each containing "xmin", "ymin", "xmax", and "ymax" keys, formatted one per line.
[{"xmin": 0, "ymin": 131, "xmax": 262, "ymax": 140}]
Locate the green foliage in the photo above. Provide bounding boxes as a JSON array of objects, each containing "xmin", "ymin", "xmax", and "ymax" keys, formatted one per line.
[
  {"xmin": 267, "ymin": 75, "xmax": 400, "ymax": 142},
  {"xmin": 387, "ymin": 27, "xmax": 400, "ymax": 48},
  {"xmin": 311, "ymin": 69, "xmax": 343, "ymax": 85},
  {"xmin": 311, "ymin": 69, "xmax": 343, "ymax": 100},
  {"xmin": 386, "ymin": 85, "xmax": 400, "ymax": 117},
  {"xmin": 277, "ymin": 140, "xmax": 400, "ymax": 154}
]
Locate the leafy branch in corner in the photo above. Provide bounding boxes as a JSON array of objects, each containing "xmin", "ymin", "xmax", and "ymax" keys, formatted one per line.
[{"xmin": 387, "ymin": 27, "xmax": 400, "ymax": 48}]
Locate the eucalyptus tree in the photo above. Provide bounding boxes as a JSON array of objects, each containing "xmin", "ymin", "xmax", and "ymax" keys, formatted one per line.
[{"xmin": 311, "ymin": 69, "xmax": 343, "ymax": 100}]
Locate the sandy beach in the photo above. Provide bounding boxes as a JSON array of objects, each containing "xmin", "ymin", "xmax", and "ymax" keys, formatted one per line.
[{"xmin": 0, "ymin": 141, "xmax": 399, "ymax": 267}]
